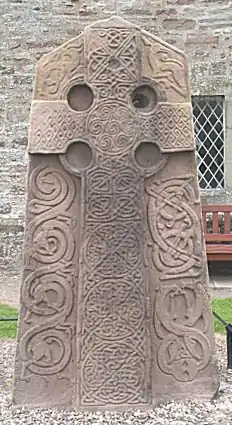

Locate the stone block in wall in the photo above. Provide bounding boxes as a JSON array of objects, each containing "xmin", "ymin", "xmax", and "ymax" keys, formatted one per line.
[
  {"xmin": 162, "ymin": 19, "xmax": 196, "ymax": 30},
  {"xmin": 225, "ymin": 100, "xmax": 232, "ymax": 130},
  {"xmin": 185, "ymin": 34, "xmax": 219, "ymax": 45},
  {"xmin": 0, "ymin": 224, "xmax": 24, "ymax": 271}
]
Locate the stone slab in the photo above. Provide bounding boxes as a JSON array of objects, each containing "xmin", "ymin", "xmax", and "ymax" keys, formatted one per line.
[{"xmin": 13, "ymin": 16, "xmax": 219, "ymax": 411}]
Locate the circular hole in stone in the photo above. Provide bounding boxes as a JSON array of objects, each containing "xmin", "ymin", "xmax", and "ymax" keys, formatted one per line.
[
  {"xmin": 131, "ymin": 85, "xmax": 157, "ymax": 112},
  {"xmin": 135, "ymin": 142, "xmax": 162, "ymax": 169},
  {"xmin": 67, "ymin": 84, "xmax": 94, "ymax": 111},
  {"xmin": 65, "ymin": 141, "xmax": 93, "ymax": 170}
]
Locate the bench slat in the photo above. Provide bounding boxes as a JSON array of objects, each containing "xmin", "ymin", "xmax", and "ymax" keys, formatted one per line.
[
  {"xmin": 206, "ymin": 253, "xmax": 232, "ymax": 261},
  {"xmin": 224, "ymin": 212, "xmax": 231, "ymax": 233},
  {"xmin": 202, "ymin": 205, "xmax": 232, "ymax": 213},
  {"xmin": 212, "ymin": 212, "xmax": 219, "ymax": 233},
  {"xmin": 204, "ymin": 234, "xmax": 232, "ymax": 242},
  {"xmin": 206, "ymin": 244, "xmax": 232, "ymax": 253},
  {"xmin": 201, "ymin": 205, "xmax": 232, "ymax": 260},
  {"xmin": 202, "ymin": 211, "xmax": 207, "ymax": 234}
]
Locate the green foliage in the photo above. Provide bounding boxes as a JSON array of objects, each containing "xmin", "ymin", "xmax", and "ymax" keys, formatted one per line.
[
  {"xmin": 0, "ymin": 304, "xmax": 18, "ymax": 339},
  {"xmin": 212, "ymin": 298, "xmax": 232, "ymax": 335}
]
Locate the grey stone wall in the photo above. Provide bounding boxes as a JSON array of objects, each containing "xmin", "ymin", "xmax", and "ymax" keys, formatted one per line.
[{"xmin": 1, "ymin": 0, "xmax": 232, "ymax": 304}]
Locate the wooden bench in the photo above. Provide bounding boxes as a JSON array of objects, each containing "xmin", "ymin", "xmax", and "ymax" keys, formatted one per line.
[{"xmin": 202, "ymin": 205, "xmax": 232, "ymax": 261}]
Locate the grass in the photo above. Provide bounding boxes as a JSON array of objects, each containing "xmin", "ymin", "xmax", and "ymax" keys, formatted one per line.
[
  {"xmin": 0, "ymin": 298, "xmax": 231, "ymax": 339},
  {"xmin": 0, "ymin": 304, "xmax": 18, "ymax": 339},
  {"xmin": 212, "ymin": 298, "xmax": 232, "ymax": 334}
]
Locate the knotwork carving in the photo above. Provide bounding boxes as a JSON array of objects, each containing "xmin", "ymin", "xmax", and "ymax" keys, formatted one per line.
[
  {"xmin": 20, "ymin": 165, "xmax": 76, "ymax": 381},
  {"xmin": 79, "ymin": 156, "xmax": 149, "ymax": 406},
  {"xmin": 81, "ymin": 342, "xmax": 147, "ymax": 405},
  {"xmin": 28, "ymin": 102, "xmax": 86, "ymax": 154},
  {"xmin": 86, "ymin": 27, "xmax": 140, "ymax": 99},
  {"xmin": 83, "ymin": 278, "xmax": 145, "ymax": 340},
  {"xmin": 139, "ymin": 103, "xmax": 195, "ymax": 152},
  {"xmin": 146, "ymin": 176, "xmax": 203, "ymax": 280},
  {"xmin": 85, "ymin": 223, "xmax": 142, "ymax": 278},
  {"xmin": 154, "ymin": 281, "xmax": 212, "ymax": 382}
]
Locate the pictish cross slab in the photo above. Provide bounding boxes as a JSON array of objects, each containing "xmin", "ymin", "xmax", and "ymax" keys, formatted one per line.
[{"xmin": 13, "ymin": 16, "xmax": 219, "ymax": 411}]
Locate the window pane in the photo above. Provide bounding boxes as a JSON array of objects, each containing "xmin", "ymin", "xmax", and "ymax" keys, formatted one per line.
[{"xmin": 192, "ymin": 96, "xmax": 224, "ymax": 190}]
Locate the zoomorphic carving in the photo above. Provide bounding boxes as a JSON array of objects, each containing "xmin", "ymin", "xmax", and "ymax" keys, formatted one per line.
[{"xmin": 146, "ymin": 176, "xmax": 203, "ymax": 280}]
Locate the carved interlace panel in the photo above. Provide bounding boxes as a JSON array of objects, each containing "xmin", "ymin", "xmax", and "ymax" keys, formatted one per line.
[
  {"xmin": 28, "ymin": 102, "xmax": 87, "ymax": 153},
  {"xmin": 146, "ymin": 176, "xmax": 212, "ymax": 383},
  {"xmin": 85, "ymin": 27, "xmax": 140, "ymax": 99},
  {"xmin": 146, "ymin": 176, "xmax": 203, "ymax": 280},
  {"xmin": 139, "ymin": 104, "xmax": 195, "ymax": 152},
  {"xmin": 79, "ymin": 155, "xmax": 149, "ymax": 406},
  {"xmin": 28, "ymin": 101, "xmax": 195, "ymax": 154}
]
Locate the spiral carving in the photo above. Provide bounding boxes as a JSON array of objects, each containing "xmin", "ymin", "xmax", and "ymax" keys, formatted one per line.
[
  {"xmin": 29, "ymin": 165, "xmax": 75, "ymax": 211},
  {"xmin": 20, "ymin": 165, "xmax": 76, "ymax": 381},
  {"xmin": 30, "ymin": 219, "xmax": 75, "ymax": 264},
  {"xmin": 21, "ymin": 265, "xmax": 74, "ymax": 317},
  {"xmin": 86, "ymin": 101, "xmax": 137, "ymax": 155}
]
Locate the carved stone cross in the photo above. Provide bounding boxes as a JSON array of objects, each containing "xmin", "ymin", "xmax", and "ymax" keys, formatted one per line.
[{"xmin": 13, "ymin": 17, "xmax": 219, "ymax": 411}]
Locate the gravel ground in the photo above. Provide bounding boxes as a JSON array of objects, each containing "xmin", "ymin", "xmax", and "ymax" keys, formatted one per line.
[{"xmin": 0, "ymin": 337, "xmax": 232, "ymax": 425}]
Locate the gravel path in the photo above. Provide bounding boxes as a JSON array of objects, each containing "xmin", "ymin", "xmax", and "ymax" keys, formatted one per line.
[{"xmin": 0, "ymin": 337, "xmax": 232, "ymax": 425}]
